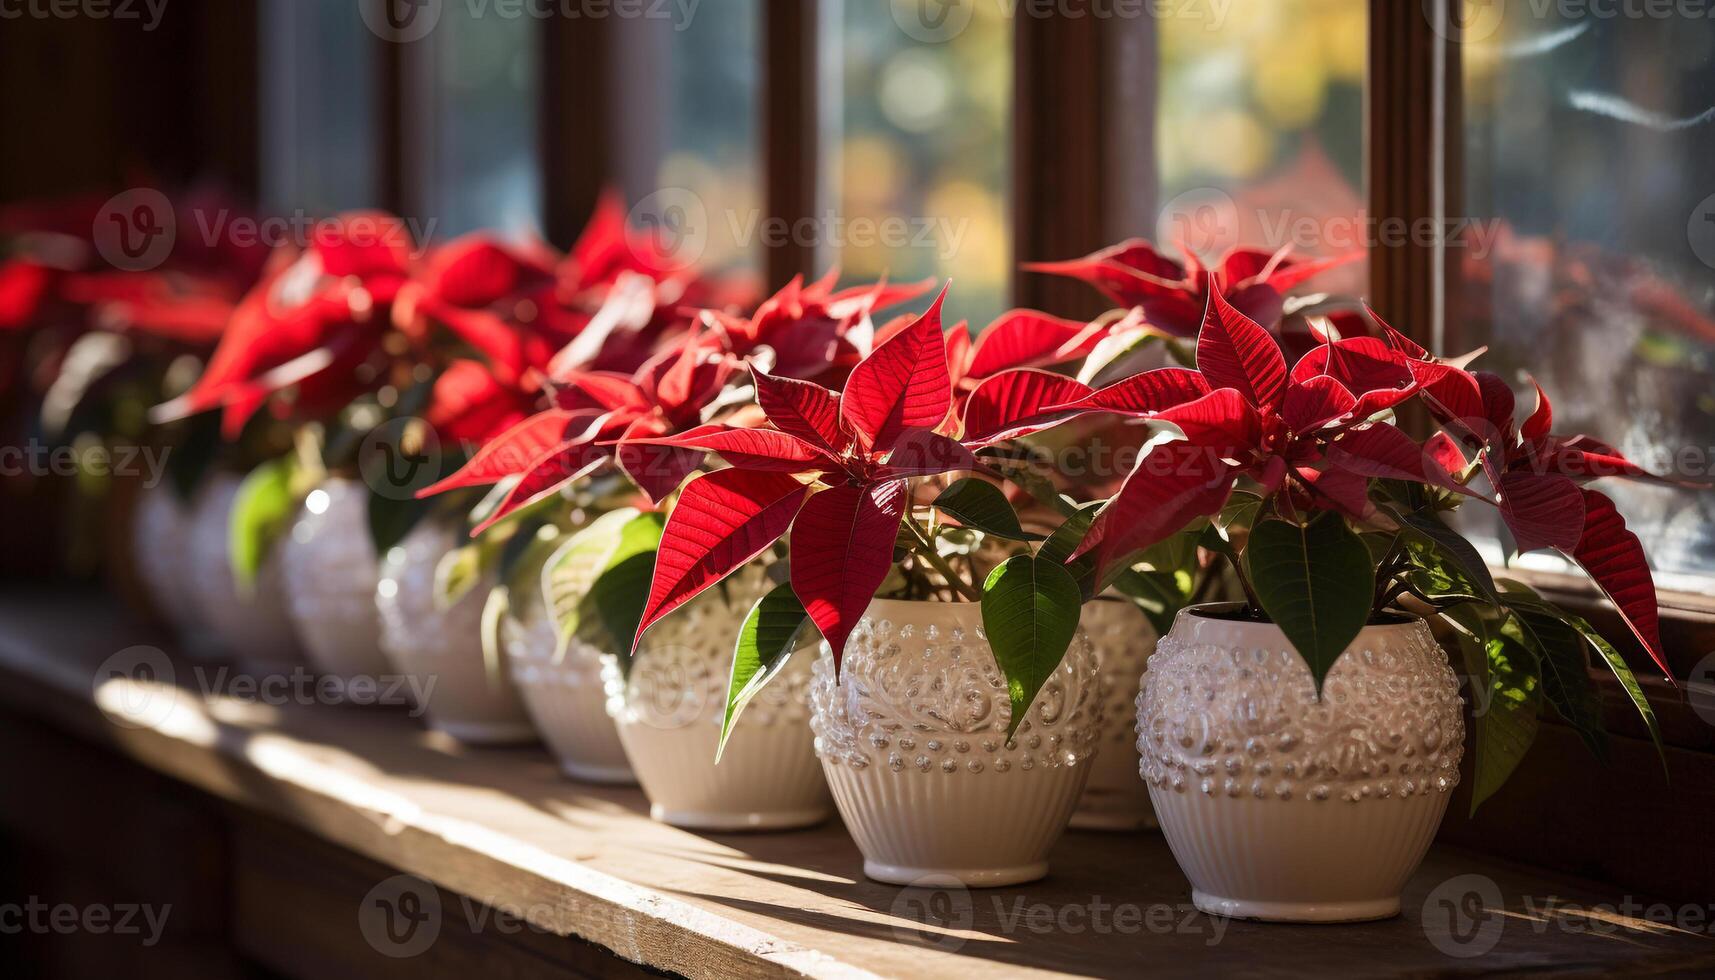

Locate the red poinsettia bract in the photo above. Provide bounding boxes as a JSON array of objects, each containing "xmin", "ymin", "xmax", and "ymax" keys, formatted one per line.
[
  {"xmin": 1024, "ymin": 238, "xmax": 1359, "ymax": 337},
  {"xmin": 628, "ymin": 286, "xmax": 979, "ymax": 665}
]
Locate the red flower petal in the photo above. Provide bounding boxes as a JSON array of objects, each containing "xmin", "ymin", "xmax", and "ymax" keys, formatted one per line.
[
  {"xmin": 966, "ymin": 309, "xmax": 1103, "ymax": 380},
  {"xmin": 614, "ymin": 414, "xmax": 704, "ymax": 504},
  {"xmin": 1155, "ymin": 388, "xmax": 1263, "ymax": 457},
  {"xmin": 1280, "ymin": 375, "xmax": 1357, "ymax": 432},
  {"xmin": 633, "ymin": 469, "xmax": 811, "ymax": 649},
  {"xmin": 1498, "ymin": 471, "xmax": 1585, "ymax": 553},
  {"xmin": 790, "ymin": 480, "xmax": 909, "ymax": 667},
  {"xmin": 416, "ymin": 408, "xmax": 598, "ymax": 498},
  {"xmin": 876, "ymin": 428, "xmax": 980, "ymax": 478},
  {"xmin": 752, "ymin": 369, "xmax": 845, "ymax": 455},
  {"xmin": 839, "ymin": 284, "xmax": 953, "ymax": 451},
  {"xmin": 1324, "ymin": 423, "xmax": 1426, "ymax": 481},
  {"xmin": 470, "ymin": 438, "xmax": 612, "ymax": 536},
  {"xmin": 1568, "ymin": 489, "xmax": 1670, "ymax": 678},
  {"xmin": 1196, "ymin": 279, "xmax": 1288, "ymax": 410},
  {"xmin": 1073, "ymin": 442, "xmax": 1235, "ymax": 574},
  {"xmin": 1062, "ymin": 367, "xmax": 1211, "ymax": 416},
  {"xmin": 627, "ymin": 424, "xmax": 840, "ymax": 473},
  {"xmin": 960, "ymin": 369, "xmax": 1093, "ymax": 446},
  {"xmin": 1521, "ymin": 377, "xmax": 1553, "ymax": 443}
]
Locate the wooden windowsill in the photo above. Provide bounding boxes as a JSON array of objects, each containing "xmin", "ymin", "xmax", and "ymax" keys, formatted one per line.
[{"xmin": 2, "ymin": 590, "xmax": 1712, "ymax": 978}]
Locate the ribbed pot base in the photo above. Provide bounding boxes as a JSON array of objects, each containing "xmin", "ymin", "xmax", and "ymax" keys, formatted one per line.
[
  {"xmin": 1068, "ymin": 808, "xmax": 1158, "ymax": 832},
  {"xmin": 649, "ymin": 804, "xmax": 832, "ymax": 832},
  {"xmin": 1192, "ymin": 890, "xmax": 1400, "ymax": 923},
  {"xmin": 866, "ymin": 860, "xmax": 1048, "ymax": 888},
  {"xmin": 428, "ymin": 720, "xmax": 539, "ymax": 746},
  {"xmin": 562, "ymin": 761, "xmax": 635, "ymax": 784}
]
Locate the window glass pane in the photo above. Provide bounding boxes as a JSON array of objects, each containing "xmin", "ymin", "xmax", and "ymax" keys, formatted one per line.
[
  {"xmin": 259, "ymin": 0, "xmax": 375, "ymax": 214},
  {"xmin": 822, "ymin": 0, "xmax": 1011, "ymax": 327},
  {"xmin": 621, "ymin": 5, "xmax": 760, "ymax": 279},
  {"xmin": 1157, "ymin": 0, "xmax": 1367, "ymax": 295},
  {"xmin": 417, "ymin": 11, "xmax": 540, "ymax": 238},
  {"xmin": 1461, "ymin": 11, "xmax": 1715, "ymax": 578}
]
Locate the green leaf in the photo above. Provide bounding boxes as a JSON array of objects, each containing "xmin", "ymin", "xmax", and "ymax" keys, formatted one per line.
[
  {"xmin": 1242, "ymin": 512, "xmax": 1375, "ymax": 691},
  {"xmin": 987, "ymin": 457, "xmax": 1077, "ymax": 518},
  {"xmin": 229, "ymin": 457, "xmax": 299, "ymax": 594},
  {"xmin": 1565, "ymin": 613, "xmax": 1666, "ymax": 776},
  {"xmin": 982, "ymin": 555, "xmax": 1085, "ymax": 739},
  {"xmin": 589, "ymin": 511, "xmax": 667, "ymax": 675},
  {"xmin": 718, "ymin": 583, "xmax": 811, "ymax": 762},
  {"xmin": 1443, "ymin": 604, "xmax": 1540, "ymax": 814},
  {"xmin": 1038, "ymin": 502, "xmax": 1098, "ymax": 566},
  {"xmin": 368, "ymin": 489, "xmax": 431, "ymax": 554},
  {"xmin": 1400, "ymin": 510, "xmax": 1498, "ymax": 602},
  {"xmin": 1504, "ymin": 599, "xmax": 1608, "ymax": 758},
  {"xmin": 479, "ymin": 584, "xmax": 509, "ymax": 690},
  {"xmin": 1109, "ymin": 568, "xmax": 1185, "ymax": 635},
  {"xmin": 931, "ymin": 478, "xmax": 1042, "ymax": 541},
  {"xmin": 545, "ymin": 508, "xmax": 641, "ymax": 659},
  {"xmin": 433, "ymin": 540, "xmax": 487, "ymax": 611}
]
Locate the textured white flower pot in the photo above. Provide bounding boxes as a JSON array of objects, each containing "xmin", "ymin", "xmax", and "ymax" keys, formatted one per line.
[
  {"xmin": 131, "ymin": 480, "xmax": 205, "ymax": 636},
  {"xmin": 604, "ymin": 565, "xmax": 829, "ymax": 830},
  {"xmin": 1069, "ymin": 597, "xmax": 1158, "ymax": 831},
  {"xmin": 185, "ymin": 472, "xmax": 304, "ymax": 673},
  {"xmin": 498, "ymin": 542, "xmax": 633, "ymax": 783},
  {"xmin": 376, "ymin": 520, "xmax": 536, "ymax": 745},
  {"xmin": 811, "ymin": 598, "xmax": 1103, "ymax": 887},
  {"xmin": 1138, "ymin": 604, "xmax": 1465, "ymax": 922},
  {"xmin": 279, "ymin": 478, "xmax": 391, "ymax": 681}
]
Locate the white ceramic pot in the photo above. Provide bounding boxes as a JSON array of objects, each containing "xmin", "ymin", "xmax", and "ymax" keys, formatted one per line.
[
  {"xmin": 811, "ymin": 598, "xmax": 1103, "ymax": 887},
  {"xmin": 1069, "ymin": 597, "xmax": 1158, "ymax": 831},
  {"xmin": 130, "ymin": 480, "xmax": 205, "ymax": 635},
  {"xmin": 279, "ymin": 477, "xmax": 391, "ymax": 682},
  {"xmin": 1138, "ymin": 604, "xmax": 1465, "ymax": 922},
  {"xmin": 499, "ymin": 543, "xmax": 633, "ymax": 783},
  {"xmin": 604, "ymin": 564, "xmax": 829, "ymax": 830},
  {"xmin": 185, "ymin": 472, "xmax": 305, "ymax": 673},
  {"xmin": 376, "ymin": 520, "xmax": 536, "ymax": 745}
]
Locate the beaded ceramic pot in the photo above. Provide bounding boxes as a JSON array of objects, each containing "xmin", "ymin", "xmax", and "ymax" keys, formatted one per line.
[
  {"xmin": 603, "ymin": 564, "xmax": 829, "ymax": 830},
  {"xmin": 375, "ymin": 520, "xmax": 536, "ymax": 745},
  {"xmin": 1138, "ymin": 604, "xmax": 1465, "ymax": 922},
  {"xmin": 1068, "ymin": 597, "xmax": 1158, "ymax": 832},
  {"xmin": 279, "ymin": 478, "xmax": 391, "ymax": 682},
  {"xmin": 185, "ymin": 473, "xmax": 304, "ymax": 673},
  {"xmin": 811, "ymin": 598, "xmax": 1103, "ymax": 887},
  {"xmin": 498, "ymin": 538, "xmax": 633, "ymax": 784},
  {"xmin": 130, "ymin": 480, "xmax": 205, "ymax": 637}
]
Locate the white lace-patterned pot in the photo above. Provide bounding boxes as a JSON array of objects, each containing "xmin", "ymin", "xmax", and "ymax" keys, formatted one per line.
[
  {"xmin": 130, "ymin": 479, "xmax": 206, "ymax": 637},
  {"xmin": 279, "ymin": 477, "xmax": 390, "ymax": 682},
  {"xmin": 1069, "ymin": 597, "xmax": 1158, "ymax": 832},
  {"xmin": 375, "ymin": 520, "xmax": 536, "ymax": 745},
  {"xmin": 811, "ymin": 598, "xmax": 1103, "ymax": 887},
  {"xmin": 498, "ymin": 541, "xmax": 633, "ymax": 784},
  {"xmin": 185, "ymin": 472, "xmax": 305, "ymax": 673},
  {"xmin": 603, "ymin": 565, "xmax": 829, "ymax": 830},
  {"xmin": 1138, "ymin": 604, "xmax": 1465, "ymax": 922}
]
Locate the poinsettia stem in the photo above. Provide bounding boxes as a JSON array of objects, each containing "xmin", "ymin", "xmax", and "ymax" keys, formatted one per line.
[
  {"xmin": 905, "ymin": 516, "xmax": 982, "ymax": 602},
  {"xmin": 1226, "ymin": 551, "xmax": 1264, "ymax": 615}
]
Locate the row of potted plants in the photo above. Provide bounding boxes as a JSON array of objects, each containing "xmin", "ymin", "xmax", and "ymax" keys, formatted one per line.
[{"xmin": 3, "ymin": 192, "xmax": 1696, "ymax": 922}]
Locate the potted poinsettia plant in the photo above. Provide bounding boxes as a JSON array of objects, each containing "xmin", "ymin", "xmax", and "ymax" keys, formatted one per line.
[
  {"xmin": 619, "ymin": 287, "xmax": 1133, "ymax": 878},
  {"xmin": 982, "ymin": 279, "xmax": 1692, "ymax": 920},
  {"xmin": 419, "ymin": 270, "xmax": 941, "ymax": 814}
]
